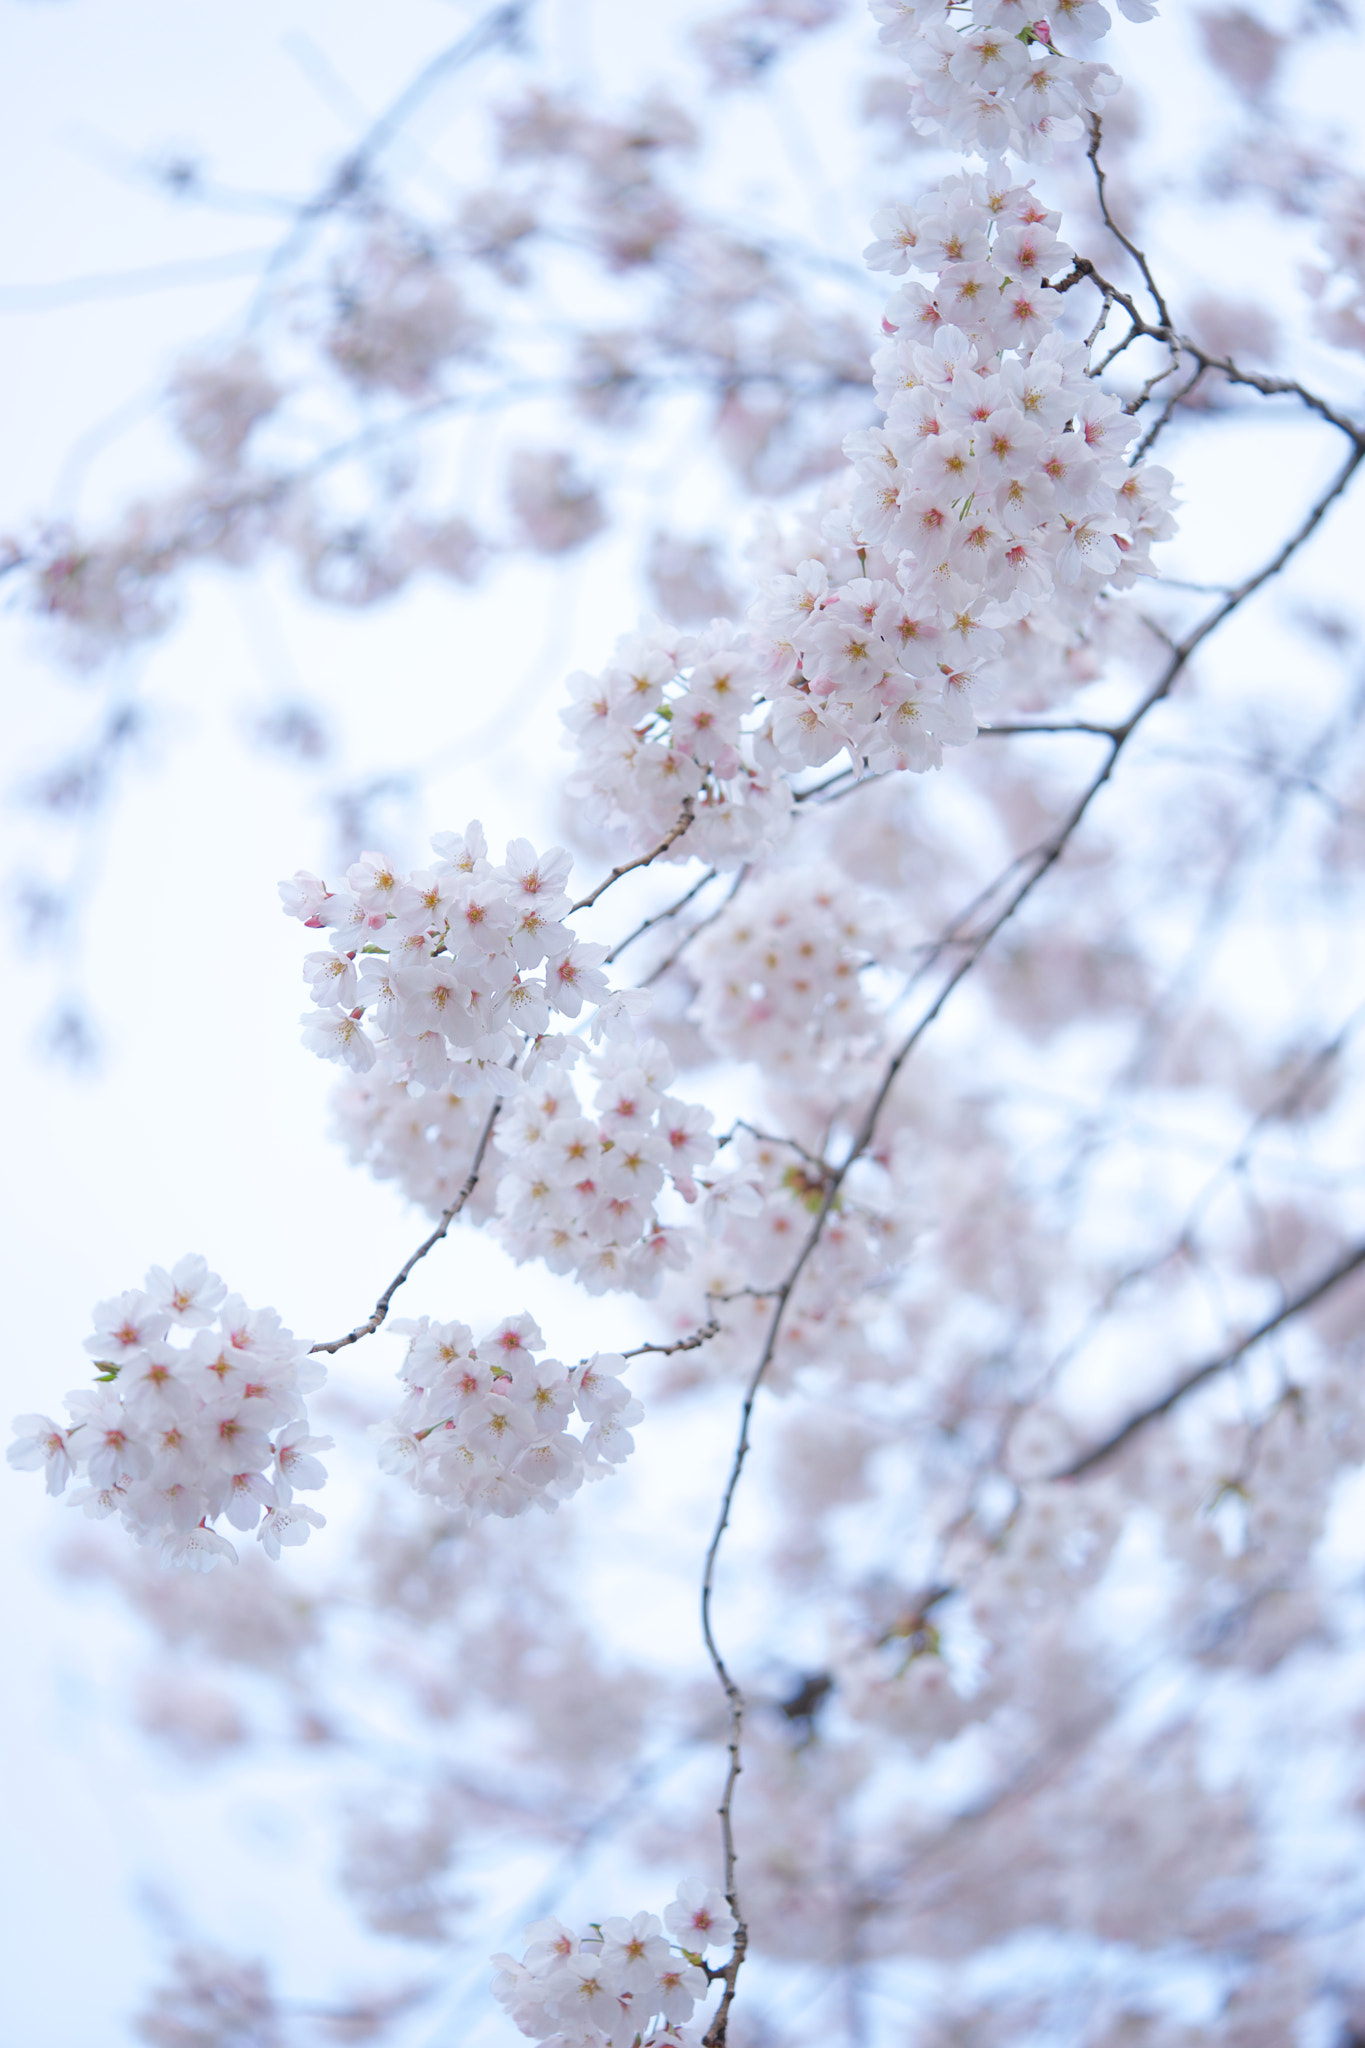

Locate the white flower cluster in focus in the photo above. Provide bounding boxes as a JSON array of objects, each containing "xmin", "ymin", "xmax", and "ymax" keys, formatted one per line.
[
  {"xmin": 492, "ymin": 1882, "xmax": 736, "ymax": 2046},
  {"xmin": 376, "ymin": 1313, "xmax": 643, "ymax": 1523},
  {"xmin": 561, "ymin": 616, "xmax": 794, "ymax": 864},
  {"xmin": 281, "ymin": 826, "xmax": 608, "ymax": 1087},
  {"xmin": 565, "ymin": 144, "xmax": 1175, "ymax": 837},
  {"xmin": 326, "ymin": 1021, "xmax": 714, "ymax": 1297},
  {"xmin": 872, "ymin": 0, "xmax": 1156, "ymax": 164},
  {"xmin": 749, "ymin": 163, "xmax": 1176, "ymax": 774},
  {"xmin": 491, "ymin": 1037, "xmax": 715, "ymax": 1296},
  {"xmin": 8, "ymin": 1257, "xmax": 328, "ymax": 1571}
]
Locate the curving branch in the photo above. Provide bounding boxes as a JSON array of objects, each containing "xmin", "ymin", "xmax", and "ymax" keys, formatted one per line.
[
  {"xmin": 1053, "ymin": 252, "xmax": 1365, "ymax": 447},
  {"xmin": 604, "ymin": 865, "xmax": 719, "ymax": 966},
  {"xmin": 1055, "ymin": 1238, "xmax": 1365, "ymax": 1481},
  {"xmin": 623, "ymin": 1319, "xmax": 720, "ymax": 1360},
  {"xmin": 569, "ymin": 799, "xmax": 697, "ymax": 914},
  {"xmin": 694, "ymin": 422, "xmax": 1365, "ymax": 2041},
  {"xmin": 310, "ymin": 1102, "xmax": 500, "ymax": 1354},
  {"xmin": 1086, "ymin": 114, "xmax": 1172, "ymax": 330}
]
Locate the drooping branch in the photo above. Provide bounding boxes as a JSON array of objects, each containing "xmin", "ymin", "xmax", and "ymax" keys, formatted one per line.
[
  {"xmin": 693, "ymin": 429, "xmax": 1365, "ymax": 2039},
  {"xmin": 1086, "ymin": 113, "xmax": 1172, "ymax": 331}
]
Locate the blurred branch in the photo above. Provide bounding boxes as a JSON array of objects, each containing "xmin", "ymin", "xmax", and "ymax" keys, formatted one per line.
[
  {"xmin": 0, "ymin": 250, "xmax": 274, "ymax": 312},
  {"xmin": 1056, "ymin": 1238, "xmax": 1365, "ymax": 1479}
]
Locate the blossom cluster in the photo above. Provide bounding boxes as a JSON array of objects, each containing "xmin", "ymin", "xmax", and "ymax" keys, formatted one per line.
[
  {"xmin": 564, "ymin": 156, "xmax": 1176, "ymax": 848},
  {"xmin": 280, "ymin": 826, "xmax": 612, "ymax": 1090},
  {"xmin": 491, "ymin": 1036, "xmax": 715, "ymax": 1295},
  {"xmin": 330, "ymin": 1035, "xmax": 715, "ymax": 1297},
  {"xmin": 692, "ymin": 872, "xmax": 888, "ymax": 1078},
  {"xmin": 749, "ymin": 163, "xmax": 1176, "ymax": 775},
  {"xmin": 8, "ymin": 1257, "xmax": 328, "ymax": 1570},
  {"xmin": 330, "ymin": 1061, "xmax": 505, "ymax": 1223},
  {"xmin": 872, "ymin": 0, "xmax": 1155, "ymax": 163},
  {"xmin": 1305, "ymin": 174, "xmax": 1365, "ymax": 356},
  {"xmin": 292, "ymin": 822, "xmax": 721, "ymax": 1293},
  {"xmin": 492, "ymin": 1883, "xmax": 736, "ymax": 2046},
  {"xmin": 561, "ymin": 615, "xmax": 793, "ymax": 866},
  {"xmin": 374, "ymin": 1313, "xmax": 644, "ymax": 1523}
]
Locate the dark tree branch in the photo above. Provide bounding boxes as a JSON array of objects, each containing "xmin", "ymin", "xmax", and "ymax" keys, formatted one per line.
[
  {"xmin": 310, "ymin": 1102, "xmax": 500, "ymax": 1354},
  {"xmin": 570, "ymin": 800, "xmax": 697, "ymax": 913},
  {"xmin": 1087, "ymin": 114, "xmax": 1172, "ymax": 330},
  {"xmin": 604, "ymin": 865, "xmax": 718, "ymax": 966},
  {"xmin": 1055, "ymin": 1239, "xmax": 1365, "ymax": 1480},
  {"xmin": 695, "ymin": 432, "xmax": 1365, "ymax": 2036}
]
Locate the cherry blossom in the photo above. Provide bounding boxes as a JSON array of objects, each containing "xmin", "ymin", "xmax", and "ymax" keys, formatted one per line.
[
  {"xmin": 492, "ymin": 1885, "xmax": 728, "ymax": 2046},
  {"xmin": 11, "ymin": 1263, "xmax": 328, "ymax": 1570}
]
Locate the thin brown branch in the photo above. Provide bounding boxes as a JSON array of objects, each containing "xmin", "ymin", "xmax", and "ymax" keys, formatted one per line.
[
  {"xmin": 1063, "ymin": 256, "xmax": 1365, "ymax": 446},
  {"xmin": 1127, "ymin": 361, "xmax": 1206, "ymax": 461},
  {"xmin": 719, "ymin": 1119, "xmax": 829, "ymax": 1172},
  {"xmin": 623, "ymin": 1319, "xmax": 720, "ymax": 1360},
  {"xmin": 1087, "ymin": 113, "xmax": 1172, "ymax": 329},
  {"xmin": 1055, "ymin": 1239, "xmax": 1365, "ymax": 1480},
  {"xmin": 643, "ymin": 863, "xmax": 749, "ymax": 986},
  {"xmin": 604, "ymin": 865, "xmax": 718, "ymax": 966},
  {"xmin": 310, "ymin": 1102, "xmax": 500, "ymax": 1354},
  {"xmin": 570, "ymin": 799, "xmax": 696, "ymax": 914}
]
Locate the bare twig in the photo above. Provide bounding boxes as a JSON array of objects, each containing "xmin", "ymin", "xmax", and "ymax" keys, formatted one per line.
[
  {"xmin": 1087, "ymin": 113, "xmax": 1172, "ymax": 329},
  {"xmin": 976, "ymin": 720, "xmax": 1120, "ymax": 739},
  {"xmin": 643, "ymin": 863, "xmax": 749, "ymax": 986},
  {"xmin": 623, "ymin": 1319, "xmax": 720, "ymax": 1360},
  {"xmin": 604, "ymin": 866, "xmax": 718, "ymax": 966},
  {"xmin": 310, "ymin": 1102, "xmax": 500, "ymax": 1354},
  {"xmin": 719, "ymin": 1120, "xmax": 829, "ymax": 1172},
  {"xmin": 570, "ymin": 800, "xmax": 697, "ymax": 914},
  {"xmin": 1059, "ymin": 256, "xmax": 1365, "ymax": 445},
  {"xmin": 1127, "ymin": 361, "xmax": 1206, "ymax": 461},
  {"xmin": 1055, "ymin": 1239, "xmax": 1365, "ymax": 1480}
]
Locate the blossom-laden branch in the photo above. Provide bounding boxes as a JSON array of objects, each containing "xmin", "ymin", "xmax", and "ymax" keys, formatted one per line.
[{"xmin": 693, "ymin": 358, "xmax": 1365, "ymax": 2047}]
